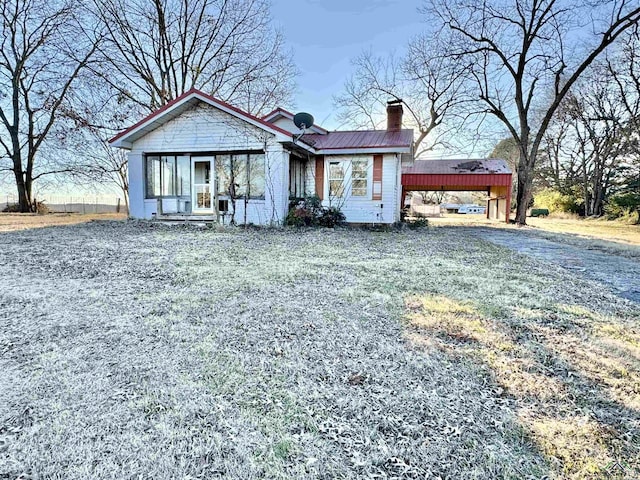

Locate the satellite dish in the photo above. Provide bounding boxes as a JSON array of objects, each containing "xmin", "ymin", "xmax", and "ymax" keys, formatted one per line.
[{"xmin": 293, "ymin": 112, "xmax": 314, "ymax": 130}]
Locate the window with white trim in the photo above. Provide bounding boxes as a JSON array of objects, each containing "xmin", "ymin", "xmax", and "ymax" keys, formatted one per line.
[
  {"xmin": 328, "ymin": 162, "xmax": 345, "ymax": 197},
  {"xmin": 351, "ymin": 159, "xmax": 368, "ymax": 197},
  {"xmin": 326, "ymin": 157, "xmax": 371, "ymax": 199}
]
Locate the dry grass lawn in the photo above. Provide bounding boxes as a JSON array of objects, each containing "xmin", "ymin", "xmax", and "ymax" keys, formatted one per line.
[
  {"xmin": 0, "ymin": 213, "xmax": 127, "ymax": 232},
  {"xmin": 0, "ymin": 220, "xmax": 638, "ymax": 479}
]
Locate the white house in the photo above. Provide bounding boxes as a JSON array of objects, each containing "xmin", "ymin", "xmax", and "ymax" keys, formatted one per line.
[{"xmin": 110, "ymin": 89, "xmax": 414, "ymax": 225}]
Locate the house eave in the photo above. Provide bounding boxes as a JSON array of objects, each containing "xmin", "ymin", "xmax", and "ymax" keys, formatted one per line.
[{"xmin": 318, "ymin": 146, "xmax": 412, "ymax": 155}]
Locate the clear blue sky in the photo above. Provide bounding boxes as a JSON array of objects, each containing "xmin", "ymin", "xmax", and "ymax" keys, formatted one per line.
[{"xmin": 270, "ymin": 0, "xmax": 424, "ymax": 130}]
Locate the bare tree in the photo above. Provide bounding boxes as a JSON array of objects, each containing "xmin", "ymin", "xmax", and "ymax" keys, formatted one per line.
[
  {"xmin": 66, "ymin": 135, "xmax": 130, "ymax": 212},
  {"xmin": 423, "ymin": 0, "xmax": 640, "ymax": 224},
  {"xmin": 91, "ymin": 0, "xmax": 297, "ymax": 115},
  {"xmin": 536, "ymin": 31, "xmax": 640, "ymax": 217},
  {"xmin": 335, "ymin": 45, "xmax": 469, "ymax": 158},
  {"xmin": 0, "ymin": 0, "xmax": 100, "ymax": 212}
]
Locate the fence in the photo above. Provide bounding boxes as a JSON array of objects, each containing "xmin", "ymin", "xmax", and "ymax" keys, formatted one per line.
[{"xmin": 1, "ymin": 194, "xmax": 126, "ymax": 214}]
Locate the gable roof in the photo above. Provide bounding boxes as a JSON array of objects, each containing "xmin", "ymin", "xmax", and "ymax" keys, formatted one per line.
[
  {"xmin": 300, "ymin": 129, "xmax": 414, "ymax": 153},
  {"xmin": 262, "ymin": 107, "xmax": 329, "ymax": 134},
  {"xmin": 109, "ymin": 88, "xmax": 293, "ymax": 148},
  {"xmin": 109, "ymin": 88, "xmax": 414, "ymax": 155}
]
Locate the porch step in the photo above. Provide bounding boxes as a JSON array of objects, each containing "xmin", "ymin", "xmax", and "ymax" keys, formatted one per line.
[{"xmin": 154, "ymin": 214, "xmax": 218, "ymax": 223}]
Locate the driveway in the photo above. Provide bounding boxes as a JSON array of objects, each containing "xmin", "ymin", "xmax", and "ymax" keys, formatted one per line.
[{"xmin": 473, "ymin": 228, "xmax": 640, "ymax": 303}]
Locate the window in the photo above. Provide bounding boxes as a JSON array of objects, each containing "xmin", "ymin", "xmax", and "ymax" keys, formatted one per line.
[
  {"xmin": 146, "ymin": 152, "xmax": 265, "ymax": 199},
  {"xmin": 328, "ymin": 162, "xmax": 345, "ymax": 197},
  {"xmin": 215, "ymin": 153, "xmax": 265, "ymax": 199},
  {"xmin": 215, "ymin": 155, "xmax": 231, "ymax": 196},
  {"xmin": 161, "ymin": 156, "xmax": 175, "ymax": 196},
  {"xmin": 232, "ymin": 154, "xmax": 248, "ymax": 197},
  {"xmin": 145, "ymin": 155, "xmax": 191, "ymax": 198},
  {"xmin": 176, "ymin": 156, "xmax": 190, "ymax": 196},
  {"xmin": 145, "ymin": 156, "xmax": 161, "ymax": 197},
  {"xmin": 351, "ymin": 160, "xmax": 368, "ymax": 196},
  {"xmin": 326, "ymin": 158, "xmax": 370, "ymax": 198},
  {"xmin": 249, "ymin": 154, "xmax": 265, "ymax": 197}
]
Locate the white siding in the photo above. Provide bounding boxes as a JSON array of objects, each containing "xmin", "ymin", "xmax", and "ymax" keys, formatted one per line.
[
  {"xmin": 271, "ymin": 117, "xmax": 297, "ymax": 134},
  {"xmin": 130, "ymin": 102, "xmax": 269, "ymax": 153},
  {"xmin": 126, "ymin": 101, "xmax": 289, "ymax": 224},
  {"xmin": 271, "ymin": 116, "xmax": 326, "ymax": 135},
  {"xmin": 127, "ymin": 152, "xmax": 147, "ymax": 218},
  {"xmin": 320, "ymin": 154, "xmax": 401, "ymax": 224}
]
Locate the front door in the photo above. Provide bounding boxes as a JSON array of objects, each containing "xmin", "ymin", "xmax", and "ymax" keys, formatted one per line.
[{"xmin": 192, "ymin": 157, "xmax": 215, "ymax": 214}]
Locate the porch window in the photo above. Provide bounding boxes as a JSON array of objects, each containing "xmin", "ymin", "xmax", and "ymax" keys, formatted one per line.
[
  {"xmin": 176, "ymin": 156, "xmax": 190, "ymax": 196},
  {"xmin": 216, "ymin": 153, "xmax": 265, "ymax": 198},
  {"xmin": 328, "ymin": 162, "xmax": 345, "ymax": 197},
  {"xmin": 145, "ymin": 156, "xmax": 161, "ymax": 197},
  {"xmin": 161, "ymin": 156, "xmax": 175, "ymax": 196},
  {"xmin": 145, "ymin": 155, "xmax": 191, "ymax": 198},
  {"xmin": 249, "ymin": 154, "xmax": 265, "ymax": 197},
  {"xmin": 215, "ymin": 155, "xmax": 231, "ymax": 197}
]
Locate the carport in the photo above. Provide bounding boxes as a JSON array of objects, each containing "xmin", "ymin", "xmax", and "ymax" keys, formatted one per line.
[{"xmin": 402, "ymin": 159, "xmax": 513, "ymax": 223}]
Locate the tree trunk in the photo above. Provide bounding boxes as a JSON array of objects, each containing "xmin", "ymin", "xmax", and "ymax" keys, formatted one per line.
[
  {"xmin": 12, "ymin": 154, "xmax": 32, "ymax": 212},
  {"xmin": 514, "ymin": 152, "xmax": 533, "ymax": 225},
  {"xmin": 15, "ymin": 177, "xmax": 31, "ymax": 212}
]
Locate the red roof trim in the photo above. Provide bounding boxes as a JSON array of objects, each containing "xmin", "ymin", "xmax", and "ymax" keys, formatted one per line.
[
  {"xmin": 262, "ymin": 107, "xmax": 295, "ymax": 120},
  {"xmin": 109, "ymin": 88, "xmax": 293, "ymax": 144}
]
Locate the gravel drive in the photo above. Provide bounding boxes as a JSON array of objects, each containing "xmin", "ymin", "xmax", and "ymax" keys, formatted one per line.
[{"xmin": 472, "ymin": 228, "xmax": 640, "ymax": 303}]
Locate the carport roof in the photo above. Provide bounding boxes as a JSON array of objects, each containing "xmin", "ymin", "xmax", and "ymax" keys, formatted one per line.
[{"xmin": 403, "ymin": 159, "xmax": 511, "ymax": 175}]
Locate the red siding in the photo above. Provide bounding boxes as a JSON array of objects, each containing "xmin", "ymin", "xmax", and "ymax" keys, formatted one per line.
[
  {"xmin": 315, "ymin": 156, "xmax": 324, "ymax": 200},
  {"xmin": 402, "ymin": 173, "xmax": 512, "ymax": 189},
  {"xmin": 372, "ymin": 154, "xmax": 383, "ymax": 200}
]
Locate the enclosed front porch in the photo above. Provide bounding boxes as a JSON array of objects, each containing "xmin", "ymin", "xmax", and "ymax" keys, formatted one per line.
[{"xmin": 144, "ymin": 152, "xmax": 269, "ymax": 224}]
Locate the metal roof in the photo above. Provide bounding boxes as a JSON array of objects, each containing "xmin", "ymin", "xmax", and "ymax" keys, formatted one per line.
[
  {"xmin": 300, "ymin": 129, "xmax": 414, "ymax": 150},
  {"xmin": 403, "ymin": 159, "xmax": 512, "ymax": 175}
]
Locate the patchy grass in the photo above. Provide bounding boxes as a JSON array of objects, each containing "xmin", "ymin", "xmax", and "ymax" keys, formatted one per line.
[
  {"xmin": 405, "ymin": 282, "xmax": 640, "ymax": 478},
  {"xmin": 430, "ymin": 214, "xmax": 640, "ymax": 258},
  {"xmin": 526, "ymin": 216, "xmax": 640, "ymax": 246},
  {"xmin": 0, "ymin": 220, "xmax": 638, "ymax": 479},
  {"xmin": 0, "ymin": 212, "xmax": 126, "ymax": 232}
]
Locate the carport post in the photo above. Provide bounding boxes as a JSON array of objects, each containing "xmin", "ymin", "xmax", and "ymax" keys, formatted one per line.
[
  {"xmin": 505, "ymin": 176, "xmax": 512, "ymax": 223},
  {"xmin": 486, "ymin": 189, "xmax": 491, "ymax": 220}
]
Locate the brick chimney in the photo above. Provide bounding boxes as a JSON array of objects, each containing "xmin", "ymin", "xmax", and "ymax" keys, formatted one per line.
[{"xmin": 386, "ymin": 99, "xmax": 403, "ymax": 132}]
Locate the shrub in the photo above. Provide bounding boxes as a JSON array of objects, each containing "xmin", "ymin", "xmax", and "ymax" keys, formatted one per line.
[
  {"xmin": 405, "ymin": 217, "xmax": 429, "ymax": 229},
  {"xmin": 317, "ymin": 207, "xmax": 346, "ymax": 228},
  {"xmin": 533, "ymin": 188, "xmax": 579, "ymax": 214},
  {"xmin": 2, "ymin": 201, "xmax": 49, "ymax": 214},
  {"xmin": 285, "ymin": 195, "xmax": 345, "ymax": 227},
  {"xmin": 605, "ymin": 193, "xmax": 640, "ymax": 222}
]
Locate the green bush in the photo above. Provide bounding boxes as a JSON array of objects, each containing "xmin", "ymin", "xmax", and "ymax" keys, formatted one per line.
[
  {"xmin": 533, "ymin": 188, "xmax": 579, "ymax": 213},
  {"xmin": 605, "ymin": 193, "xmax": 640, "ymax": 221}
]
